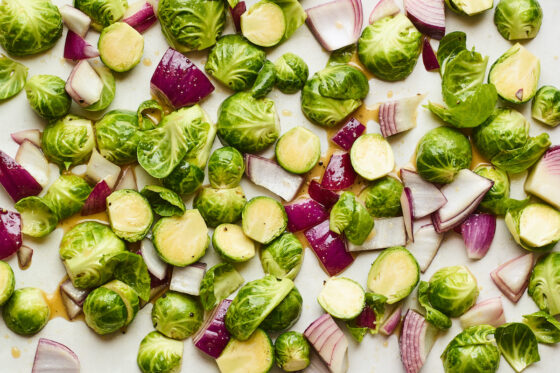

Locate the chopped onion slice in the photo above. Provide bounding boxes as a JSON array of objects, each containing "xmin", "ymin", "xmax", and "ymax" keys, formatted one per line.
[
  {"xmin": 399, "ymin": 309, "xmax": 437, "ymax": 373},
  {"xmin": 65, "ymin": 60, "xmax": 104, "ymax": 107},
  {"xmin": 490, "ymin": 253, "xmax": 534, "ymax": 303},
  {"xmin": 60, "ymin": 292, "xmax": 83, "ymax": 320},
  {"xmin": 60, "ymin": 279, "xmax": 89, "ymax": 305},
  {"xmin": 321, "ymin": 152, "xmax": 356, "ymax": 191},
  {"xmin": 245, "ymin": 154, "xmax": 304, "ymax": 202},
  {"xmin": 11, "ymin": 129, "xmax": 42, "ymax": 147},
  {"xmin": 17, "ymin": 244, "xmax": 33, "ymax": 268},
  {"xmin": 380, "ymin": 305, "xmax": 402, "ymax": 335},
  {"xmin": 193, "ymin": 299, "xmax": 232, "ymax": 358},
  {"xmin": 140, "ymin": 238, "xmax": 168, "ymax": 281},
  {"xmin": 64, "ymin": 31, "xmax": 99, "ymax": 60},
  {"xmin": 85, "ymin": 150, "xmax": 121, "ymax": 190},
  {"xmin": 460, "ymin": 297, "xmax": 506, "ymax": 328},
  {"xmin": 404, "ymin": 0, "xmax": 445, "ymax": 40},
  {"xmin": 304, "ymin": 220, "xmax": 354, "ymax": 276},
  {"xmin": 0, "ymin": 150, "xmax": 42, "ymax": 202},
  {"xmin": 59, "ymin": 5, "xmax": 91, "ymax": 37},
  {"xmin": 115, "ymin": 166, "xmax": 138, "ymax": 191},
  {"xmin": 15, "ymin": 140, "xmax": 50, "ymax": 188},
  {"xmin": 370, "ymin": 0, "xmax": 400, "ymax": 23},
  {"xmin": 32, "ymin": 338, "xmax": 80, "ymax": 373},
  {"xmin": 122, "ymin": 1, "xmax": 157, "ymax": 33},
  {"xmin": 400, "ymin": 169, "xmax": 447, "ymax": 218},
  {"xmin": 0, "ymin": 209, "xmax": 21, "ymax": 260},
  {"xmin": 331, "ymin": 118, "xmax": 366, "ymax": 151},
  {"xmin": 460, "ymin": 213, "xmax": 496, "ymax": 260},
  {"xmin": 401, "ymin": 187, "xmax": 415, "ymax": 241},
  {"xmin": 304, "ymin": 314, "xmax": 349, "ymax": 373},
  {"xmin": 348, "ymin": 216, "xmax": 406, "ymax": 251},
  {"xmin": 525, "ymin": 145, "xmax": 560, "ymax": 210},
  {"xmin": 378, "ymin": 95, "xmax": 424, "ymax": 138},
  {"xmin": 406, "ymin": 223, "xmax": 443, "ymax": 272},
  {"xmin": 229, "ymin": 1, "xmax": 246, "ymax": 32},
  {"xmin": 422, "ymin": 37, "xmax": 439, "ymax": 71},
  {"xmin": 308, "ymin": 180, "xmax": 340, "ymax": 209},
  {"xmin": 170, "ymin": 263, "xmax": 206, "ymax": 296},
  {"xmin": 285, "ymin": 198, "xmax": 329, "ymax": 232},
  {"xmin": 82, "ymin": 180, "xmax": 111, "ymax": 216},
  {"xmin": 305, "ymin": 0, "xmax": 363, "ymax": 51}
]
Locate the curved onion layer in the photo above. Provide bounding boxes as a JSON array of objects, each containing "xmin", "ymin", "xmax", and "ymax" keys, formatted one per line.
[
  {"xmin": 406, "ymin": 223, "xmax": 443, "ymax": 272},
  {"xmin": 11, "ymin": 129, "xmax": 42, "ymax": 147},
  {"xmin": 193, "ymin": 299, "xmax": 232, "ymax": 358},
  {"xmin": 60, "ymin": 279, "xmax": 90, "ymax": 305},
  {"xmin": 460, "ymin": 213, "xmax": 496, "ymax": 260},
  {"xmin": 525, "ymin": 145, "xmax": 560, "ymax": 210},
  {"xmin": 400, "ymin": 309, "xmax": 437, "ymax": 373},
  {"xmin": 15, "ymin": 140, "xmax": 50, "ymax": 188},
  {"xmin": 380, "ymin": 305, "xmax": 402, "ymax": 335},
  {"xmin": 304, "ymin": 313, "xmax": 349, "ymax": 373},
  {"xmin": 321, "ymin": 152, "xmax": 356, "ymax": 191},
  {"xmin": 370, "ymin": 0, "xmax": 400, "ymax": 24},
  {"xmin": 460, "ymin": 297, "xmax": 506, "ymax": 328},
  {"xmin": 81, "ymin": 180, "xmax": 111, "ymax": 216},
  {"xmin": 65, "ymin": 60, "xmax": 104, "ymax": 107},
  {"xmin": 404, "ymin": 0, "xmax": 445, "ymax": 40},
  {"xmin": 491, "ymin": 253, "xmax": 534, "ymax": 303},
  {"xmin": 122, "ymin": 1, "xmax": 157, "ymax": 33},
  {"xmin": 86, "ymin": 150, "xmax": 121, "ymax": 190},
  {"xmin": 308, "ymin": 180, "xmax": 340, "ymax": 209},
  {"xmin": 64, "ymin": 31, "xmax": 99, "ymax": 60},
  {"xmin": 401, "ymin": 169, "xmax": 447, "ymax": 218},
  {"xmin": 245, "ymin": 154, "xmax": 304, "ymax": 201},
  {"xmin": 59, "ymin": 5, "xmax": 91, "ymax": 37},
  {"xmin": 0, "ymin": 209, "xmax": 22, "ymax": 260},
  {"xmin": 229, "ymin": 1, "xmax": 246, "ymax": 33},
  {"xmin": 170, "ymin": 263, "xmax": 207, "ymax": 296},
  {"xmin": 379, "ymin": 95, "xmax": 424, "ymax": 138},
  {"xmin": 422, "ymin": 37, "xmax": 439, "ymax": 71},
  {"xmin": 140, "ymin": 238, "xmax": 169, "ymax": 281},
  {"xmin": 285, "ymin": 198, "xmax": 329, "ymax": 232},
  {"xmin": 17, "ymin": 244, "xmax": 33, "ymax": 268},
  {"xmin": 32, "ymin": 338, "xmax": 80, "ymax": 373},
  {"xmin": 115, "ymin": 167, "xmax": 138, "ymax": 191},
  {"xmin": 0, "ymin": 150, "xmax": 42, "ymax": 202},
  {"xmin": 331, "ymin": 118, "xmax": 366, "ymax": 150},
  {"xmin": 304, "ymin": 220, "xmax": 354, "ymax": 276}
]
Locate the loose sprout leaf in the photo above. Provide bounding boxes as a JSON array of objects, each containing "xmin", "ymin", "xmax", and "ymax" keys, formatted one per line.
[
  {"xmin": 417, "ymin": 281, "xmax": 451, "ymax": 330},
  {"xmin": 327, "ymin": 45, "xmax": 357, "ymax": 66},
  {"xmin": 441, "ymin": 325, "xmax": 500, "ymax": 373},
  {"xmin": 0, "ymin": 55, "xmax": 28, "ymax": 100},
  {"xmin": 141, "ymin": 185, "xmax": 185, "ymax": 217},
  {"xmin": 523, "ymin": 311, "xmax": 560, "ymax": 344},
  {"xmin": 495, "ymin": 323, "xmax": 540, "ymax": 373},
  {"xmin": 137, "ymin": 99, "xmax": 164, "ymax": 131},
  {"xmin": 436, "ymin": 31, "xmax": 467, "ymax": 70},
  {"xmin": 441, "ymin": 49, "xmax": 488, "ymax": 104},
  {"xmin": 528, "ymin": 253, "xmax": 560, "ymax": 315},
  {"xmin": 270, "ymin": 0, "xmax": 306, "ymax": 40},
  {"xmin": 491, "ymin": 133, "xmax": 551, "ymax": 174},
  {"xmin": 106, "ymin": 252, "xmax": 151, "ymax": 301}
]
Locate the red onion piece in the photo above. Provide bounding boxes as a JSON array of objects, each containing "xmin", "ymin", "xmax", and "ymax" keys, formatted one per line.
[
  {"xmin": 399, "ymin": 309, "xmax": 437, "ymax": 373},
  {"xmin": 32, "ymin": 338, "xmax": 80, "ymax": 373},
  {"xmin": 60, "ymin": 292, "xmax": 83, "ymax": 320},
  {"xmin": 460, "ymin": 297, "xmax": 506, "ymax": 328},
  {"xmin": 355, "ymin": 305, "xmax": 376, "ymax": 329},
  {"xmin": 370, "ymin": 0, "xmax": 400, "ymax": 24},
  {"xmin": 285, "ymin": 198, "xmax": 329, "ymax": 232},
  {"xmin": 17, "ymin": 244, "xmax": 33, "ymax": 268},
  {"xmin": 490, "ymin": 253, "xmax": 534, "ymax": 303},
  {"xmin": 85, "ymin": 150, "xmax": 121, "ymax": 190},
  {"xmin": 331, "ymin": 118, "xmax": 366, "ymax": 150},
  {"xmin": 321, "ymin": 152, "xmax": 356, "ymax": 191},
  {"xmin": 229, "ymin": 1, "xmax": 246, "ymax": 32},
  {"xmin": 60, "ymin": 279, "xmax": 90, "ymax": 305},
  {"xmin": 378, "ymin": 95, "xmax": 424, "ymax": 138},
  {"xmin": 525, "ymin": 145, "xmax": 560, "ymax": 210},
  {"xmin": 348, "ymin": 216, "xmax": 406, "ymax": 251},
  {"xmin": 122, "ymin": 1, "xmax": 157, "ymax": 33},
  {"xmin": 81, "ymin": 180, "xmax": 111, "ymax": 216},
  {"xmin": 11, "ymin": 129, "xmax": 42, "ymax": 147},
  {"xmin": 140, "ymin": 238, "xmax": 169, "ymax": 281},
  {"xmin": 401, "ymin": 187, "xmax": 414, "ymax": 242},
  {"xmin": 15, "ymin": 140, "xmax": 50, "ymax": 188},
  {"xmin": 0, "ymin": 150, "xmax": 42, "ymax": 202},
  {"xmin": 64, "ymin": 30, "xmax": 99, "ymax": 60},
  {"xmin": 193, "ymin": 299, "xmax": 232, "ymax": 358},
  {"xmin": 308, "ymin": 180, "xmax": 340, "ymax": 209},
  {"xmin": 115, "ymin": 166, "xmax": 138, "ymax": 191},
  {"xmin": 59, "ymin": 5, "xmax": 91, "ymax": 37},
  {"xmin": 65, "ymin": 60, "xmax": 104, "ymax": 107},
  {"xmin": 307, "ymin": 351, "xmax": 331, "ymax": 373},
  {"xmin": 304, "ymin": 220, "xmax": 354, "ymax": 276},
  {"xmin": 460, "ymin": 213, "xmax": 496, "ymax": 260},
  {"xmin": 422, "ymin": 37, "xmax": 440, "ymax": 71},
  {"xmin": 150, "ymin": 48, "xmax": 214, "ymax": 109},
  {"xmin": 304, "ymin": 313, "xmax": 349, "ymax": 373},
  {"xmin": 406, "ymin": 223, "xmax": 443, "ymax": 272},
  {"xmin": 245, "ymin": 154, "xmax": 304, "ymax": 201},
  {"xmin": 400, "ymin": 169, "xmax": 447, "ymax": 218},
  {"xmin": 0, "ymin": 209, "xmax": 22, "ymax": 260},
  {"xmin": 404, "ymin": 0, "xmax": 445, "ymax": 40},
  {"xmin": 380, "ymin": 305, "xmax": 402, "ymax": 335},
  {"xmin": 170, "ymin": 262, "xmax": 207, "ymax": 296},
  {"xmin": 515, "ymin": 89, "xmax": 524, "ymax": 101},
  {"xmin": 305, "ymin": 0, "xmax": 363, "ymax": 51}
]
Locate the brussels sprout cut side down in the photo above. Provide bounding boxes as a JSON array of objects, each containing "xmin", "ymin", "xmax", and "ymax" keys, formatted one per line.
[
  {"xmin": 261, "ymin": 287, "xmax": 303, "ymax": 332},
  {"xmin": 25, "ymin": 75, "xmax": 71, "ymax": 119},
  {"xmin": 216, "ymin": 329, "xmax": 275, "ymax": 373},
  {"xmin": 528, "ymin": 252, "xmax": 560, "ymax": 316},
  {"xmin": 208, "ymin": 147, "xmax": 245, "ymax": 189},
  {"xmin": 427, "ymin": 265, "xmax": 479, "ymax": 317},
  {"xmin": 152, "ymin": 292, "xmax": 203, "ymax": 340},
  {"xmin": 494, "ymin": 0, "xmax": 543, "ymax": 41},
  {"xmin": 107, "ymin": 189, "xmax": 153, "ymax": 242},
  {"xmin": 441, "ymin": 325, "xmax": 500, "ymax": 373},
  {"xmin": 2, "ymin": 287, "xmax": 50, "ymax": 335},
  {"xmin": 260, "ymin": 232, "xmax": 304, "ymax": 280}
]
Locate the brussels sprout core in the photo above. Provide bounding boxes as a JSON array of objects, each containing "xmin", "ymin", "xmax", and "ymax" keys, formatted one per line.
[
  {"xmin": 506, "ymin": 203, "xmax": 560, "ymax": 251},
  {"xmin": 212, "ymin": 224, "xmax": 256, "ymax": 263},
  {"xmin": 318, "ymin": 277, "xmax": 365, "ymax": 320}
]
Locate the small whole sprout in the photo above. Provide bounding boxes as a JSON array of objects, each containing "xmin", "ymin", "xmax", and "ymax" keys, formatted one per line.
[
  {"xmin": 193, "ymin": 186, "xmax": 246, "ymax": 227},
  {"xmin": 207, "ymin": 147, "xmax": 245, "ymax": 189},
  {"xmin": 274, "ymin": 331, "xmax": 311, "ymax": 372},
  {"xmin": 151, "ymin": 292, "xmax": 204, "ymax": 340},
  {"xmin": 0, "ymin": 260, "xmax": 15, "ymax": 306},
  {"xmin": 162, "ymin": 159, "xmax": 205, "ymax": 196},
  {"xmin": 274, "ymin": 53, "xmax": 309, "ymax": 94},
  {"xmin": 359, "ymin": 176, "xmax": 403, "ymax": 217},
  {"xmin": 494, "ymin": 0, "xmax": 543, "ymax": 41},
  {"xmin": 43, "ymin": 174, "xmax": 92, "ymax": 220},
  {"xmin": 24, "ymin": 75, "xmax": 71, "ymax": 119},
  {"xmin": 260, "ymin": 287, "xmax": 303, "ymax": 332},
  {"xmin": 95, "ymin": 110, "xmax": 141, "ymax": 165},
  {"xmin": 532, "ymin": 86, "xmax": 560, "ymax": 127},
  {"xmin": 428, "ymin": 265, "xmax": 479, "ymax": 317},
  {"xmin": 441, "ymin": 325, "xmax": 500, "ymax": 373},
  {"xmin": 137, "ymin": 331, "xmax": 184, "ymax": 373},
  {"xmin": 260, "ymin": 232, "xmax": 304, "ymax": 280},
  {"xmin": 2, "ymin": 287, "xmax": 50, "ymax": 335}
]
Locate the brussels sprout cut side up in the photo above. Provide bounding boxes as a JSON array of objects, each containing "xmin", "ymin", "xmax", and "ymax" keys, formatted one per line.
[
  {"xmin": 242, "ymin": 196, "xmax": 287, "ymax": 244},
  {"xmin": 274, "ymin": 53, "xmax": 308, "ymax": 94},
  {"xmin": 216, "ymin": 329, "xmax": 275, "ymax": 373},
  {"xmin": 241, "ymin": 1, "xmax": 286, "ymax": 47},
  {"xmin": 506, "ymin": 203, "xmax": 560, "ymax": 252},
  {"xmin": 275, "ymin": 126, "xmax": 320, "ymax": 174},
  {"xmin": 200, "ymin": 263, "xmax": 244, "ymax": 311},
  {"xmin": 107, "ymin": 189, "xmax": 153, "ymax": 242},
  {"xmin": 318, "ymin": 277, "xmax": 365, "ymax": 320},
  {"xmin": 212, "ymin": 223, "xmax": 256, "ymax": 263},
  {"xmin": 350, "ymin": 134, "xmax": 394, "ymax": 181},
  {"xmin": 445, "ymin": 0, "xmax": 493, "ymax": 15},
  {"xmin": 0, "ymin": 260, "xmax": 15, "ymax": 306},
  {"xmin": 99, "ymin": 22, "xmax": 144, "ymax": 72}
]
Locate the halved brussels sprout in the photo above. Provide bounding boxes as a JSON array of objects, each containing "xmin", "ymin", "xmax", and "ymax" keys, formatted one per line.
[
  {"xmin": 75, "ymin": 0, "xmax": 128, "ymax": 30},
  {"xmin": 141, "ymin": 185, "xmax": 185, "ymax": 217},
  {"xmin": 532, "ymin": 86, "xmax": 560, "ymax": 127},
  {"xmin": 152, "ymin": 209, "xmax": 209, "ymax": 267},
  {"xmin": 158, "ymin": 0, "xmax": 226, "ymax": 52},
  {"xmin": 217, "ymin": 92, "xmax": 280, "ymax": 153},
  {"xmin": 428, "ymin": 265, "xmax": 479, "ymax": 317},
  {"xmin": 212, "ymin": 223, "xmax": 256, "ymax": 263},
  {"xmin": 137, "ymin": 99, "xmax": 164, "ymax": 130},
  {"xmin": 152, "ymin": 292, "xmax": 203, "ymax": 340},
  {"xmin": 43, "ymin": 174, "xmax": 92, "ymax": 220},
  {"xmin": 359, "ymin": 177, "xmax": 403, "ymax": 217},
  {"xmin": 270, "ymin": 0, "xmax": 306, "ymax": 41},
  {"xmin": 0, "ymin": 0, "xmax": 62, "ymax": 56},
  {"xmin": 441, "ymin": 325, "xmax": 500, "ymax": 373},
  {"xmin": 506, "ymin": 203, "xmax": 560, "ymax": 252},
  {"xmin": 217, "ymin": 329, "xmax": 274, "ymax": 373},
  {"xmin": 318, "ymin": 277, "xmax": 365, "ymax": 320},
  {"xmin": 194, "ymin": 186, "xmax": 246, "ymax": 228},
  {"xmin": 445, "ymin": 0, "xmax": 493, "ymax": 15},
  {"xmin": 137, "ymin": 331, "xmax": 183, "ymax": 373},
  {"xmin": 83, "ymin": 65, "xmax": 116, "ymax": 112},
  {"xmin": 0, "ymin": 260, "xmax": 15, "ymax": 306},
  {"xmin": 208, "ymin": 147, "xmax": 245, "ymax": 189},
  {"xmin": 330, "ymin": 191, "xmax": 374, "ymax": 245},
  {"xmin": 42, "ymin": 114, "xmax": 95, "ymax": 169},
  {"xmin": 107, "ymin": 189, "xmax": 154, "ymax": 242},
  {"xmin": 251, "ymin": 60, "xmax": 276, "ymax": 99},
  {"xmin": 205, "ymin": 34, "xmax": 266, "ymax": 91},
  {"xmin": 83, "ymin": 279, "xmax": 139, "ymax": 335},
  {"xmin": 98, "ymin": 22, "xmax": 144, "ymax": 72},
  {"xmin": 14, "ymin": 196, "xmax": 58, "ymax": 237},
  {"xmin": 416, "ymin": 127, "xmax": 472, "ymax": 184},
  {"xmin": 241, "ymin": 0, "xmax": 286, "ymax": 47},
  {"xmin": 351, "ymin": 134, "xmax": 394, "ymax": 181},
  {"xmin": 60, "ymin": 221, "xmax": 127, "ymax": 289},
  {"xmin": 474, "ymin": 165, "xmax": 528, "ymax": 215},
  {"xmin": 358, "ymin": 14, "xmax": 422, "ymax": 81},
  {"xmin": 0, "ymin": 55, "xmax": 27, "ymax": 100},
  {"xmin": 274, "ymin": 331, "xmax": 310, "ymax": 372},
  {"xmin": 489, "ymin": 43, "xmax": 540, "ymax": 104},
  {"xmin": 200, "ymin": 263, "xmax": 244, "ymax": 311},
  {"xmin": 494, "ymin": 0, "xmax": 542, "ymax": 40},
  {"xmin": 261, "ymin": 287, "xmax": 302, "ymax": 332},
  {"xmin": 529, "ymin": 253, "xmax": 560, "ymax": 316},
  {"xmin": 96, "ymin": 110, "xmax": 141, "ymax": 165},
  {"xmin": 274, "ymin": 53, "xmax": 308, "ymax": 94},
  {"xmin": 162, "ymin": 159, "xmax": 205, "ymax": 196},
  {"xmin": 242, "ymin": 196, "xmax": 287, "ymax": 244},
  {"xmin": 275, "ymin": 126, "xmax": 320, "ymax": 174},
  {"xmin": 260, "ymin": 232, "xmax": 303, "ymax": 280},
  {"xmin": 25, "ymin": 75, "xmax": 70, "ymax": 119},
  {"xmin": 2, "ymin": 287, "xmax": 50, "ymax": 335},
  {"xmin": 473, "ymin": 108, "xmax": 529, "ymax": 159}
]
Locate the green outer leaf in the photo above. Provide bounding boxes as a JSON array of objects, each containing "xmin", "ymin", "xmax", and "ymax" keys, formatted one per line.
[
  {"xmin": 137, "ymin": 99, "xmax": 164, "ymax": 131},
  {"xmin": 199, "ymin": 263, "xmax": 244, "ymax": 311},
  {"xmin": 495, "ymin": 323, "xmax": 540, "ymax": 372},
  {"xmin": 491, "ymin": 133, "xmax": 550, "ymax": 174},
  {"xmin": 345, "ymin": 202, "xmax": 374, "ymax": 245},
  {"xmin": 260, "ymin": 232, "xmax": 303, "ymax": 280},
  {"xmin": 24, "ymin": 75, "xmax": 70, "ymax": 119},
  {"xmin": 141, "ymin": 185, "xmax": 185, "ymax": 217},
  {"xmin": 106, "ymin": 252, "xmax": 151, "ymax": 301},
  {"xmin": 75, "ymin": 0, "xmax": 127, "ymax": 29},
  {"xmin": 317, "ymin": 65, "xmax": 369, "ymax": 100},
  {"xmin": 528, "ymin": 252, "xmax": 560, "ymax": 316},
  {"xmin": 84, "ymin": 65, "xmax": 115, "ymax": 112},
  {"xmin": 523, "ymin": 311, "xmax": 560, "ymax": 344},
  {"xmin": 418, "ymin": 281, "xmax": 452, "ymax": 330},
  {"xmin": 327, "ymin": 45, "xmax": 357, "ymax": 67},
  {"xmin": 270, "ymin": 0, "xmax": 306, "ymax": 40},
  {"xmin": 442, "ymin": 49, "xmax": 488, "ymax": 104},
  {"xmin": 441, "ymin": 325, "xmax": 500, "ymax": 373},
  {"xmin": 251, "ymin": 60, "xmax": 276, "ymax": 99},
  {"xmin": 137, "ymin": 331, "xmax": 183, "ymax": 373},
  {"xmin": 329, "ymin": 192, "xmax": 355, "ymax": 234},
  {"xmin": 436, "ymin": 31, "xmax": 467, "ymax": 71},
  {"xmin": 43, "ymin": 174, "xmax": 92, "ymax": 220}
]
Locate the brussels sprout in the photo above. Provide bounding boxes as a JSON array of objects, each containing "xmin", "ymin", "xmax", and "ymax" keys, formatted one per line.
[
  {"xmin": 275, "ymin": 126, "xmax": 320, "ymax": 174},
  {"xmin": 274, "ymin": 331, "xmax": 310, "ymax": 372},
  {"xmin": 226, "ymin": 275, "xmax": 294, "ymax": 340},
  {"xmin": 523, "ymin": 311, "xmax": 560, "ymax": 344},
  {"xmin": 441, "ymin": 325, "xmax": 500, "ymax": 373},
  {"xmin": 106, "ymin": 251, "xmax": 151, "ymax": 301},
  {"xmin": 0, "ymin": 56, "xmax": 27, "ymax": 100},
  {"xmin": 212, "ymin": 224, "xmax": 256, "ymax": 263},
  {"xmin": 217, "ymin": 328, "xmax": 275, "ymax": 373},
  {"xmin": 137, "ymin": 331, "xmax": 183, "ymax": 373},
  {"xmin": 445, "ymin": 0, "xmax": 493, "ymax": 15},
  {"xmin": 416, "ymin": 127, "xmax": 472, "ymax": 184},
  {"xmin": 43, "ymin": 175, "xmax": 92, "ymax": 220},
  {"xmin": 2, "ymin": 288, "xmax": 50, "ymax": 335},
  {"xmin": 75, "ymin": 0, "xmax": 127, "ymax": 30},
  {"xmin": 141, "ymin": 185, "xmax": 185, "ymax": 217},
  {"xmin": 506, "ymin": 203, "xmax": 560, "ymax": 252},
  {"xmin": 194, "ymin": 186, "xmax": 246, "ymax": 228},
  {"xmin": 217, "ymin": 92, "xmax": 280, "ymax": 153},
  {"xmin": 152, "ymin": 292, "xmax": 203, "ymax": 340},
  {"xmin": 200, "ymin": 263, "xmax": 244, "ymax": 311},
  {"xmin": 183, "ymin": 115, "xmax": 217, "ymax": 171},
  {"xmin": 162, "ymin": 159, "xmax": 205, "ymax": 196},
  {"xmin": 24, "ymin": 75, "xmax": 70, "ymax": 119},
  {"xmin": 358, "ymin": 14, "xmax": 422, "ymax": 81},
  {"xmin": 0, "ymin": 0, "xmax": 62, "ymax": 56},
  {"xmin": 359, "ymin": 177, "xmax": 403, "ymax": 217},
  {"xmin": 270, "ymin": 0, "xmax": 306, "ymax": 41},
  {"xmin": 443, "ymin": 49, "xmax": 488, "ymax": 103},
  {"xmin": 532, "ymin": 85, "xmax": 560, "ymax": 127},
  {"xmin": 418, "ymin": 281, "xmax": 452, "ymax": 330},
  {"xmin": 107, "ymin": 189, "xmax": 154, "ymax": 242},
  {"xmin": 261, "ymin": 287, "xmax": 302, "ymax": 332},
  {"xmin": 60, "ymin": 221, "xmax": 127, "ymax": 289},
  {"xmin": 330, "ymin": 191, "xmax": 374, "ymax": 245},
  {"xmin": 330, "ymin": 192, "xmax": 355, "ymax": 235},
  {"xmin": 95, "ymin": 110, "xmax": 141, "ymax": 165},
  {"xmin": 428, "ymin": 266, "xmax": 479, "ymax": 317},
  {"xmin": 242, "ymin": 196, "xmax": 287, "ymax": 244},
  {"xmin": 491, "ymin": 133, "xmax": 550, "ymax": 174},
  {"xmin": 158, "ymin": 0, "xmax": 226, "ymax": 52},
  {"xmin": 241, "ymin": 0, "xmax": 286, "ymax": 47},
  {"xmin": 318, "ymin": 277, "xmax": 365, "ymax": 320},
  {"xmin": 495, "ymin": 323, "xmax": 540, "ymax": 372},
  {"xmin": 474, "ymin": 165, "xmax": 528, "ymax": 215},
  {"xmin": 137, "ymin": 99, "xmax": 164, "ymax": 131},
  {"xmin": 274, "ymin": 53, "xmax": 308, "ymax": 94},
  {"xmin": 494, "ymin": 0, "xmax": 542, "ymax": 40},
  {"xmin": 98, "ymin": 22, "xmax": 144, "ymax": 73},
  {"xmin": 42, "ymin": 114, "xmax": 95, "ymax": 169},
  {"xmin": 328, "ymin": 45, "xmax": 356, "ymax": 66},
  {"xmin": 14, "ymin": 196, "xmax": 58, "ymax": 237},
  {"xmin": 83, "ymin": 280, "xmax": 139, "ymax": 335},
  {"xmin": 83, "ymin": 65, "xmax": 116, "ymax": 112},
  {"xmin": 260, "ymin": 232, "xmax": 303, "ymax": 280},
  {"xmin": 251, "ymin": 60, "xmax": 276, "ymax": 98},
  {"xmin": 528, "ymin": 252, "xmax": 560, "ymax": 315},
  {"xmin": 301, "ymin": 65, "xmax": 369, "ymax": 127},
  {"xmin": 208, "ymin": 147, "xmax": 245, "ymax": 189},
  {"xmin": 205, "ymin": 34, "xmax": 266, "ymax": 91},
  {"xmin": 489, "ymin": 43, "xmax": 540, "ymax": 104},
  {"xmin": 0, "ymin": 260, "xmax": 15, "ymax": 306}
]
